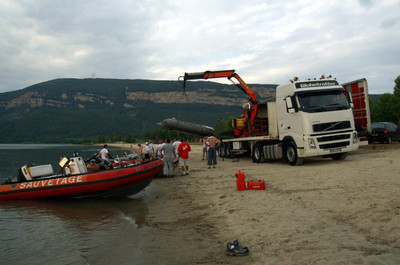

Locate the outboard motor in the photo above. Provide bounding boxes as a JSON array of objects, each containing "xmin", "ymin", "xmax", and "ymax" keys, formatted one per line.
[{"xmin": 18, "ymin": 163, "xmax": 54, "ymax": 181}]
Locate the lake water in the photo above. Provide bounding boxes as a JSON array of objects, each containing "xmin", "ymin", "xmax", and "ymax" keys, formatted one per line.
[{"xmin": 0, "ymin": 144, "xmax": 157, "ymax": 265}]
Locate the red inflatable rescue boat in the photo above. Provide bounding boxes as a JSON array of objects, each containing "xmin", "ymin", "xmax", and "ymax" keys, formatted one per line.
[{"xmin": 0, "ymin": 156, "xmax": 162, "ymax": 200}]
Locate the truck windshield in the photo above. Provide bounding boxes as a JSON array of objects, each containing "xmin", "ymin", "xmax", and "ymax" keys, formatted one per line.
[{"xmin": 297, "ymin": 90, "xmax": 350, "ymax": 113}]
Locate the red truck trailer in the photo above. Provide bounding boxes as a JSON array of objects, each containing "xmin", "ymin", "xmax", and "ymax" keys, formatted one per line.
[{"xmin": 342, "ymin": 78, "xmax": 371, "ymax": 145}]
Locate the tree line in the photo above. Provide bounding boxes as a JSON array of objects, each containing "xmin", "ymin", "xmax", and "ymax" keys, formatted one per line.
[{"xmin": 370, "ymin": 75, "xmax": 400, "ymax": 124}]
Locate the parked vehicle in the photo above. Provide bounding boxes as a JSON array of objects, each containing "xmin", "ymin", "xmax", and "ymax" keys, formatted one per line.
[
  {"xmin": 368, "ymin": 122, "xmax": 400, "ymax": 144},
  {"xmin": 181, "ymin": 70, "xmax": 359, "ymax": 166}
]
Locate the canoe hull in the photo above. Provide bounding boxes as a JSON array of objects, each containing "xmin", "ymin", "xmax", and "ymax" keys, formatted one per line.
[{"xmin": 0, "ymin": 160, "xmax": 162, "ymax": 200}]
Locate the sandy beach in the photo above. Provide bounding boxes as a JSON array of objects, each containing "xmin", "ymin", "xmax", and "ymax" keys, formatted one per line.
[{"xmin": 111, "ymin": 142, "xmax": 400, "ymax": 264}]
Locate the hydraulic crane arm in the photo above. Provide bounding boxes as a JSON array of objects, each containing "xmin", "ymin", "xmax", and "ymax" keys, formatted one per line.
[{"xmin": 180, "ymin": 70, "xmax": 257, "ymax": 103}]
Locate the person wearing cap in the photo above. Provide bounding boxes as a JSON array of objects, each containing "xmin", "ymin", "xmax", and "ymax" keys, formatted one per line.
[
  {"xmin": 177, "ymin": 137, "xmax": 191, "ymax": 175},
  {"xmin": 143, "ymin": 142, "xmax": 150, "ymax": 161}
]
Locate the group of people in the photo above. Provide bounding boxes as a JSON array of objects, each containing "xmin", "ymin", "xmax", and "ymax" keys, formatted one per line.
[
  {"xmin": 137, "ymin": 140, "xmax": 155, "ymax": 161},
  {"xmin": 156, "ymin": 138, "xmax": 191, "ymax": 178},
  {"xmin": 99, "ymin": 134, "xmax": 221, "ymax": 177}
]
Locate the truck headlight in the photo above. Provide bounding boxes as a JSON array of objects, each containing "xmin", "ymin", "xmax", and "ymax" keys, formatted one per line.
[{"xmin": 308, "ymin": 138, "xmax": 316, "ymax": 149}]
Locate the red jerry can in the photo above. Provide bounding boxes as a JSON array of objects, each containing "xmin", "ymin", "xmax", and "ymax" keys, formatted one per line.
[
  {"xmin": 236, "ymin": 170, "xmax": 246, "ymax": 190},
  {"xmin": 247, "ymin": 180, "xmax": 266, "ymax": 190}
]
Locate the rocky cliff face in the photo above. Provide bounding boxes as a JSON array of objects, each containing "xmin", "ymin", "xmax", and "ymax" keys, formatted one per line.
[
  {"xmin": 2, "ymin": 91, "xmax": 115, "ymax": 110},
  {"xmin": 1, "ymin": 82, "xmax": 275, "ymax": 110}
]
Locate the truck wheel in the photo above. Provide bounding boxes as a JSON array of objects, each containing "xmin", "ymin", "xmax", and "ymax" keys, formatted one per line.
[
  {"xmin": 284, "ymin": 141, "xmax": 304, "ymax": 166},
  {"xmin": 330, "ymin": 152, "xmax": 348, "ymax": 160},
  {"xmin": 252, "ymin": 144, "xmax": 265, "ymax": 163}
]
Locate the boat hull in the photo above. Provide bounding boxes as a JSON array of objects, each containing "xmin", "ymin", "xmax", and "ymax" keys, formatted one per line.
[
  {"xmin": 0, "ymin": 160, "xmax": 162, "ymax": 200},
  {"xmin": 157, "ymin": 118, "xmax": 215, "ymax": 136}
]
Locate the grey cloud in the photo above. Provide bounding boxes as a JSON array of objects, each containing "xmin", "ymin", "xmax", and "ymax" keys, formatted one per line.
[{"xmin": 0, "ymin": 0, "xmax": 399, "ymax": 94}]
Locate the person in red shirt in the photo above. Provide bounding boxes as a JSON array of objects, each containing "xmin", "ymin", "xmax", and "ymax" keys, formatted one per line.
[{"xmin": 177, "ymin": 137, "xmax": 191, "ymax": 175}]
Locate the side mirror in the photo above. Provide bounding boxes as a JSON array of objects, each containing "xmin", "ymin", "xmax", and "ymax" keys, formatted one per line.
[{"xmin": 345, "ymin": 91, "xmax": 354, "ymax": 109}]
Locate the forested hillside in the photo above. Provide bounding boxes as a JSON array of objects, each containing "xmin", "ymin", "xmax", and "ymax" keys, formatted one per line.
[{"xmin": 0, "ymin": 78, "xmax": 276, "ymax": 143}]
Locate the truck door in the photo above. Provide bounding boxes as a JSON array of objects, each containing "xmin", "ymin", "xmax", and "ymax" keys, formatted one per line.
[{"xmin": 279, "ymin": 96, "xmax": 304, "ymax": 147}]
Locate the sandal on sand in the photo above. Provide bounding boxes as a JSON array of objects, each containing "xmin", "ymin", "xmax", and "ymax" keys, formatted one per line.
[{"xmin": 226, "ymin": 239, "xmax": 249, "ymax": 256}]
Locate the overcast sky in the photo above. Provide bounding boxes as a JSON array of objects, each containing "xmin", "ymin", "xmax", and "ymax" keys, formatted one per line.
[{"xmin": 0, "ymin": 0, "xmax": 399, "ymax": 94}]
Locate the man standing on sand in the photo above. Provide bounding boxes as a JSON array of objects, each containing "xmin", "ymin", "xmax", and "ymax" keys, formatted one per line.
[
  {"xmin": 160, "ymin": 139, "xmax": 176, "ymax": 178},
  {"xmin": 148, "ymin": 140, "xmax": 154, "ymax": 160},
  {"xmin": 202, "ymin": 137, "xmax": 208, "ymax": 161},
  {"xmin": 206, "ymin": 135, "xmax": 220, "ymax": 169},
  {"xmin": 143, "ymin": 142, "xmax": 150, "ymax": 161},
  {"xmin": 137, "ymin": 143, "xmax": 143, "ymax": 159},
  {"xmin": 177, "ymin": 137, "xmax": 191, "ymax": 175},
  {"xmin": 156, "ymin": 139, "xmax": 164, "ymax": 158},
  {"xmin": 173, "ymin": 138, "xmax": 181, "ymax": 157}
]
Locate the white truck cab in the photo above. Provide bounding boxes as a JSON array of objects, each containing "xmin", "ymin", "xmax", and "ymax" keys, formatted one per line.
[{"xmin": 276, "ymin": 76, "xmax": 359, "ymax": 165}]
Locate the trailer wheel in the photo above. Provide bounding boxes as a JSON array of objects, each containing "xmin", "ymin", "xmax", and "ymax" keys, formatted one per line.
[
  {"xmin": 224, "ymin": 143, "xmax": 233, "ymax": 158},
  {"xmin": 330, "ymin": 152, "xmax": 348, "ymax": 160},
  {"xmin": 284, "ymin": 141, "xmax": 304, "ymax": 166},
  {"xmin": 218, "ymin": 144, "xmax": 225, "ymax": 157},
  {"xmin": 252, "ymin": 144, "xmax": 265, "ymax": 163}
]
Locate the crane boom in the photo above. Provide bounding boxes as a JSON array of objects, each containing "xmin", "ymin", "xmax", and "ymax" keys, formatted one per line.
[{"xmin": 181, "ymin": 70, "xmax": 257, "ymax": 103}]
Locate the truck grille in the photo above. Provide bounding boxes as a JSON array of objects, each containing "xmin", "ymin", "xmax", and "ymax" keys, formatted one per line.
[
  {"xmin": 319, "ymin": 141, "xmax": 350, "ymax": 149},
  {"xmin": 317, "ymin": 134, "xmax": 351, "ymax": 143},
  {"xmin": 313, "ymin": 121, "xmax": 351, "ymax": 132}
]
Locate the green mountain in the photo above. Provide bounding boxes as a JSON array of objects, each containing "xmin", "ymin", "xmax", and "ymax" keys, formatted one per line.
[{"xmin": 0, "ymin": 78, "xmax": 277, "ymax": 143}]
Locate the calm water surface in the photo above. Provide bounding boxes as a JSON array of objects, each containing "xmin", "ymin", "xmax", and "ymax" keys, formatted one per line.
[{"xmin": 0, "ymin": 144, "xmax": 157, "ymax": 264}]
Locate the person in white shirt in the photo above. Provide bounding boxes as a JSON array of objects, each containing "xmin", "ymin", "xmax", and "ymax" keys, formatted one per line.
[
  {"xmin": 99, "ymin": 144, "xmax": 109, "ymax": 160},
  {"xmin": 173, "ymin": 138, "xmax": 181, "ymax": 156},
  {"xmin": 143, "ymin": 142, "xmax": 150, "ymax": 161},
  {"xmin": 148, "ymin": 140, "xmax": 154, "ymax": 159},
  {"xmin": 156, "ymin": 139, "xmax": 165, "ymax": 158},
  {"xmin": 99, "ymin": 144, "xmax": 113, "ymax": 169}
]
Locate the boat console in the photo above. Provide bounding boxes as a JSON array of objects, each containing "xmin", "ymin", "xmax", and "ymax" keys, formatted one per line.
[{"xmin": 63, "ymin": 157, "xmax": 88, "ymax": 175}]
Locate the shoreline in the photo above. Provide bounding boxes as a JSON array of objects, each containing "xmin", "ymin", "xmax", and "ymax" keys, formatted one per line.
[{"xmin": 112, "ymin": 143, "xmax": 400, "ymax": 264}]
